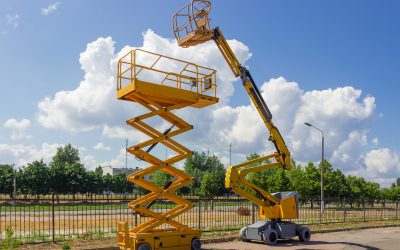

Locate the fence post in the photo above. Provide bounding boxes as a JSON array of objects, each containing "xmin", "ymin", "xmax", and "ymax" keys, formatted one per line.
[
  {"xmin": 363, "ymin": 203, "xmax": 366, "ymax": 222},
  {"xmin": 52, "ymin": 193, "xmax": 55, "ymax": 243},
  {"xmin": 252, "ymin": 203, "xmax": 255, "ymax": 224},
  {"xmin": 343, "ymin": 198, "xmax": 346, "ymax": 223},
  {"xmin": 198, "ymin": 198, "xmax": 201, "ymax": 230},
  {"xmin": 319, "ymin": 200, "xmax": 322, "ymax": 224},
  {"xmin": 396, "ymin": 202, "xmax": 398, "ymax": 220}
]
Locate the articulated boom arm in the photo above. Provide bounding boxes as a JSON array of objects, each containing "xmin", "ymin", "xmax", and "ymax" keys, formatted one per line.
[
  {"xmin": 212, "ymin": 28, "xmax": 293, "ymax": 215},
  {"xmin": 212, "ymin": 27, "xmax": 291, "ymax": 170},
  {"xmin": 173, "ymin": 0, "xmax": 295, "ymax": 219}
]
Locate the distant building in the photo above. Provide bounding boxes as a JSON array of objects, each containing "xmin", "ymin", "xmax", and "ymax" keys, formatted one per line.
[
  {"xmin": 102, "ymin": 166, "xmax": 141, "ymax": 176},
  {"xmin": 112, "ymin": 167, "xmax": 141, "ymax": 176}
]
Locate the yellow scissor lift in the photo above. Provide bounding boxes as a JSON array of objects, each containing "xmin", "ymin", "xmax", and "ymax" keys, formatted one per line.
[{"xmin": 116, "ymin": 49, "xmax": 218, "ymax": 250}]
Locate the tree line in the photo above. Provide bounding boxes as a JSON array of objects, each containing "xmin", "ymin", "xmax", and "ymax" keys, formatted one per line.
[
  {"xmin": 1, "ymin": 144, "xmax": 400, "ymax": 203},
  {"xmin": 0, "ymin": 144, "xmax": 131, "ymax": 197}
]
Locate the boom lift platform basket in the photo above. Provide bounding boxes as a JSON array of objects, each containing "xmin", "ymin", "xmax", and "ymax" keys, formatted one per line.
[{"xmin": 116, "ymin": 49, "xmax": 218, "ymax": 250}]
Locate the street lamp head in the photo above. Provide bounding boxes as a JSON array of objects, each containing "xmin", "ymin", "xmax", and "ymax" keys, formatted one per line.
[{"xmin": 304, "ymin": 122, "xmax": 312, "ymax": 127}]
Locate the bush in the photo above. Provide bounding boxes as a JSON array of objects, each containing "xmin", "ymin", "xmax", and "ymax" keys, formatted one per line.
[
  {"xmin": 1, "ymin": 227, "xmax": 21, "ymax": 249},
  {"xmin": 237, "ymin": 206, "xmax": 250, "ymax": 216},
  {"xmin": 61, "ymin": 243, "xmax": 71, "ymax": 250}
]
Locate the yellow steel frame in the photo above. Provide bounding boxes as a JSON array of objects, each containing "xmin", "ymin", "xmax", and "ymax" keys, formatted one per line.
[
  {"xmin": 173, "ymin": 0, "xmax": 297, "ymax": 220},
  {"xmin": 116, "ymin": 49, "xmax": 218, "ymax": 250}
]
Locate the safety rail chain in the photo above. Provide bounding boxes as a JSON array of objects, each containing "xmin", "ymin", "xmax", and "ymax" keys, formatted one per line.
[
  {"xmin": 117, "ymin": 49, "xmax": 217, "ymax": 97},
  {"xmin": 117, "ymin": 93, "xmax": 200, "ymax": 248}
]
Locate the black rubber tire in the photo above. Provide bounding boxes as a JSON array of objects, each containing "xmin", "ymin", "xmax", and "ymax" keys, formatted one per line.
[
  {"xmin": 191, "ymin": 237, "xmax": 201, "ymax": 250},
  {"xmin": 239, "ymin": 227, "xmax": 249, "ymax": 242},
  {"xmin": 298, "ymin": 227, "xmax": 311, "ymax": 242},
  {"xmin": 263, "ymin": 228, "xmax": 278, "ymax": 245},
  {"xmin": 137, "ymin": 243, "xmax": 152, "ymax": 250}
]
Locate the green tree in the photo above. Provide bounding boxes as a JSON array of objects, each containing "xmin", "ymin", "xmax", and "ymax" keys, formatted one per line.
[
  {"xmin": 103, "ymin": 173, "xmax": 113, "ymax": 194},
  {"xmin": 200, "ymin": 170, "xmax": 225, "ymax": 198},
  {"xmin": 347, "ymin": 176, "xmax": 365, "ymax": 204},
  {"xmin": 65, "ymin": 163, "xmax": 87, "ymax": 194},
  {"xmin": 323, "ymin": 161, "xmax": 349, "ymax": 199},
  {"xmin": 206, "ymin": 155, "xmax": 225, "ymax": 172},
  {"xmin": 287, "ymin": 164, "xmax": 307, "ymax": 200},
  {"xmin": 16, "ymin": 168, "xmax": 28, "ymax": 196},
  {"xmin": 85, "ymin": 166, "xmax": 104, "ymax": 194},
  {"xmin": 150, "ymin": 170, "xmax": 173, "ymax": 187},
  {"xmin": 382, "ymin": 186, "xmax": 400, "ymax": 201},
  {"xmin": 269, "ymin": 168, "xmax": 292, "ymax": 193},
  {"xmin": 112, "ymin": 173, "xmax": 132, "ymax": 194},
  {"xmin": 184, "ymin": 152, "xmax": 220, "ymax": 194},
  {"xmin": 246, "ymin": 153, "xmax": 276, "ymax": 193},
  {"xmin": 0, "ymin": 164, "xmax": 14, "ymax": 196},
  {"xmin": 302, "ymin": 162, "xmax": 320, "ymax": 204},
  {"xmin": 184, "ymin": 152, "xmax": 208, "ymax": 189},
  {"xmin": 365, "ymin": 182, "xmax": 381, "ymax": 204},
  {"xmin": 21, "ymin": 160, "xmax": 50, "ymax": 197},
  {"xmin": 346, "ymin": 176, "xmax": 381, "ymax": 206},
  {"xmin": 49, "ymin": 144, "xmax": 82, "ymax": 194}
]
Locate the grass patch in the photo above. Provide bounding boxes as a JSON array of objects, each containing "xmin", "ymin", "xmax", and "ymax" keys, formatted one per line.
[
  {"xmin": 61, "ymin": 242, "xmax": 71, "ymax": 250},
  {"xmin": 0, "ymin": 227, "xmax": 22, "ymax": 249}
]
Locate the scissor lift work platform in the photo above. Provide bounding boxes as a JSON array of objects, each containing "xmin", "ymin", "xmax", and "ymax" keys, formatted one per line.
[
  {"xmin": 117, "ymin": 49, "xmax": 217, "ymax": 108},
  {"xmin": 116, "ymin": 49, "xmax": 218, "ymax": 250}
]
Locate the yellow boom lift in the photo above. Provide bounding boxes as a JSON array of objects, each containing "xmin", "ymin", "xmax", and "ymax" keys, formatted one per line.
[
  {"xmin": 116, "ymin": 49, "xmax": 218, "ymax": 250},
  {"xmin": 173, "ymin": 0, "xmax": 311, "ymax": 245}
]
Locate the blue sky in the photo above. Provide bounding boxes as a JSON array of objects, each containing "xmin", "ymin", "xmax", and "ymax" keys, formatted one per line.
[{"xmin": 0, "ymin": 1, "xmax": 399, "ymax": 186}]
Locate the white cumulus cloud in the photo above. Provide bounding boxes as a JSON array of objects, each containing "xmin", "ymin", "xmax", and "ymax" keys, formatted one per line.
[
  {"xmin": 0, "ymin": 142, "xmax": 105, "ymax": 170},
  {"xmin": 4, "ymin": 118, "xmax": 32, "ymax": 140},
  {"xmin": 0, "ymin": 143, "xmax": 61, "ymax": 166},
  {"xmin": 364, "ymin": 148, "xmax": 400, "ymax": 179},
  {"xmin": 41, "ymin": 2, "xmax": 60, "ymax": 16},
  {"xmin": 34, "ymin": 30, "xmax": 399, "ymax": 186},
  {"xmin": 36, "ymin": 30, "xmax": 251, "ymax": 133},
  {"xmin": 5, "ymin": 14, "xmax": 20, "ymax": 28},
  {"xmin": 37, "ymin": 36, "xmax": 118, "ymax": 132},
  {"xmin": 93, "ymin": 142, "xmax": 111, "ymax": 151}
]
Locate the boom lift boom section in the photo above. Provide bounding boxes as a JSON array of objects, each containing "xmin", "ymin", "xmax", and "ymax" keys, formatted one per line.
[{"xmin": 173, "ymin": 0, "xmax": 294, "ymax": 219}]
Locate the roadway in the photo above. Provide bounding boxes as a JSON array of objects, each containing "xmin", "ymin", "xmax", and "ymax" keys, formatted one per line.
[{"xmin": 202, "ymin": 226, "xmax": 400, "ymax": 250}]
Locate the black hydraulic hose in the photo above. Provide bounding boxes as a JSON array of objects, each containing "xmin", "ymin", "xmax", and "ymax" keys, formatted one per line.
[
  {"xmin": 134, "ymin": 123, "xmax": 176, "ymax": 161},
  {"xmin": 134, "ymin": 123, "xmax": 176, "ymax": 213},
  {"xmin": 244, "ymin": 69, "xmax": 273, "ymax": 122},
  {"xmin": 145, "ymin": 180, "xmax": 174, "ymax": 210}
]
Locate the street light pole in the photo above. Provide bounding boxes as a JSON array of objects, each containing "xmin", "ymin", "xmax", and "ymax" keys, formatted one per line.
[
  {"xmin": 229, "ymin": 143, "xmax": 232, "ymax": 166},
  {"xmin": 305, "ymin": 122, "xmax": 325, "ymax": 213},
  {"xmin": 321, "ymin": 132, "xmax": 325, "ymax": 213},
  {"xmin": 126, "ymin": 139, "xmax": 128, "ymax": 170}
]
